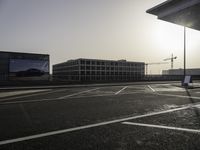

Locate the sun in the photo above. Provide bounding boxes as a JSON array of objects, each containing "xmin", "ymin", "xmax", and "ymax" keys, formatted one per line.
[{"xmin": 153, "ymin": 21, "xmax": 184, "ymax": 57}]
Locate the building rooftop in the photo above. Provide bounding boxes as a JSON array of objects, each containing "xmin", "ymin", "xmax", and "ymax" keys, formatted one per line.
[
  {"xmin": 0, "ymin": 51, "xmax": 49, "ymax": 56},
  {"xmin": 77, "ymin": 58, "xmax": 144, "ymax": 63},
  {"xmin": 54, "ymin": 58, "xmax": 145, "ymax": 66}
]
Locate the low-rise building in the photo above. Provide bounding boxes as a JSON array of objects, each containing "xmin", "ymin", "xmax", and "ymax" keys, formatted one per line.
[
  {"xmin": 53, "ymin": 58, "xmax": 145, "ymax": 82},
  {"xmin": 162, "ymin": 68, "xmax": 200, "ymax": 76}
]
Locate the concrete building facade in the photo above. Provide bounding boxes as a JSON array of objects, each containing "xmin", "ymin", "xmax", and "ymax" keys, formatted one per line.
[
  {"xmin": 162, "ymin": 68, "xmax": 200, "ymax": 76},
  {"xmin": 53, "ymin": 58, "xmax": 145, "ymax": 82}
]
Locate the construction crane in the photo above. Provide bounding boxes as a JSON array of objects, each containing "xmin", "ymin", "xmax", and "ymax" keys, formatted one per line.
[
  {"xmin": 163, "ymin": 54, "xmax": 177, "ymax": 69},
  {"xmin": 145, "ymin": 62, "xmax": 169, "ymax": 75}
]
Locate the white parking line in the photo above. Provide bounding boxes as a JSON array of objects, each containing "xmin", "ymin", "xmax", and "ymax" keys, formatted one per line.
[
  {"xmin": 73, "ymin": 91, "xmax": 142, "ymax": 99},
  {"xmin": 57, "ymin": 88, "xmax": 99, "ymax": 99},
  {"xmin": 115, "ymin": 86, "xmax": 128, "ymax": 95},
  {"xmin": 157, "ymin": 93, "xmax": 200, "ymax": 100},
  {"xmin": 0, "ymin": 88, "xmax": 99, "ymax": 105},
  {"xmin": 147, "ymin": 85, "xmax": 156, "ymax": 92},
  {"xmin": 0, "ymin": 88, "xmax": 71, "ymax": 102},
  {"xmin": 0, "ymin": 90, "xmax": 51, "ymax": 98},
  {"xmin": 1, "ymin": 102, "xmax": 200, "ymax": 146},
  {"xmin": 122, "ymin": 122, "xmax": 200, "ymax": 134},
  {"xmin": 0, "ymin": 91, "xmax": 143, "ymax": 105},
  {"xmin": 0, "ymin": 89, "xmax": 53, "ymax": 102}
]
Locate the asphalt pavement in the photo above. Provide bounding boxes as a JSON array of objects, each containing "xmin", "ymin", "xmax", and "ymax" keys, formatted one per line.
[{"xmin": 0, "ymin": 81, "xmax": 200, "ymax": 150}]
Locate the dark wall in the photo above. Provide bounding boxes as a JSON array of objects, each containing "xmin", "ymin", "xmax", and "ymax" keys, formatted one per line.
[
  {"xmin": 0, "ymin": 53, "xmax": 9, "ymax": 80},
  {"xmin": 0, "ymin": 51, "xmax": 49, "ymax": 81}
]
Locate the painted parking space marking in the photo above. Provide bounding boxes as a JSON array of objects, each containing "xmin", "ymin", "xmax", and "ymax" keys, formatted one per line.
[
  {"xmin": 148, "ymin": 84, "xmax": 186, "ymax": 92},
  {"xmin": 115, "ymin": 86, "xmax": 128, "ymax": 95},
  {"xmin": 122, "ymin": 122, "xmax": 200, "ymax": 134},
  {"xmin": 0, "ymin": 83, "xmax": 199, "ymax": 105},
  {"xmin": 0, "ymin": 89, "xmax": 56, "ymax": 102},
  {"xmin": 147, "ymin": 85, "xmax": 156, "ymax": 92},
  {"xmin": 0, "ymin": 89, "xmax": 51, "ymax": 98},
  {"xmin": 0, "ymin": 84, "xmax": 199, "ymax": 105},
  {"xmin": 1, "ymin": 102, "xmax": 200, "ymax": 146},
  {"xmin": 72, "ymin": 91, "xmax": 142, "ymax": 99},
  {"xmin": 57, "ymin": 88, "xmax": 99, "ymax": 99},
  {"xmin": 156, "ymin": 93, "xmax": 200, "ymax": 100},
  {"xmin": 0, "ymin": 88, "xmax": 99, "ymax": 105},
  {"xmin": 145, "ymin": 84, "xmax": 200, "ymax": 100},
  {"xmin": 0, "ymin": 88, "xmax": 70, "ymax": 102},
  {"xmin": 0, "ymin": 91, "xmax": 144, "ymax": 105}
]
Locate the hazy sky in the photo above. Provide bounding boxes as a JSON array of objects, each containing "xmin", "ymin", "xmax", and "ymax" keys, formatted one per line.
[{"xmin": 0, "ymin": 0, "xmax": 200, "ymax": 74}]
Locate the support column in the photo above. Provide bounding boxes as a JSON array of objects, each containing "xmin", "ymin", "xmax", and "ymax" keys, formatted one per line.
[{"xmin": 184, "ymin": 26, "xmax": 186, "ymax": 77}]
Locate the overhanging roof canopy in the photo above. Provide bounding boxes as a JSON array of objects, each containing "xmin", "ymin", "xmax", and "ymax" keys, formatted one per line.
[{"xmin": 147, "ymin": 0, "xmax": 200, "ymax": 31}]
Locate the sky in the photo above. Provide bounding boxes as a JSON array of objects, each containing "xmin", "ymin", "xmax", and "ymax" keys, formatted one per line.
[{"xmin": 0, "ymin": 0, "xmax": 200, "ymax": 74}]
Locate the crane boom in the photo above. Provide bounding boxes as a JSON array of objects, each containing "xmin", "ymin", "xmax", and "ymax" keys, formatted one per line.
[
  {"xmin": 146, "ymin": 62, "xmax": 169, "ymax": 65},
  {"xmin": 145, "ymin": 62, "xmax": 169, "ymax": 75},
  {"xmin": 163, "ymin": 54, "xmax": 177, "ymax": 69},
  {"xmin": 164, "ymin": 56, "xmax": 177, "ymax": 61}
]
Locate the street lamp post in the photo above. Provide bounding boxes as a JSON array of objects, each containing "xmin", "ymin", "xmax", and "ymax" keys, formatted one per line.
[
  {"xmin": 184, "ymin": 26, "xmax": 186, "ymax": 78},
  {"xmin": 182, "ymin": 26, "xmax": 190, "ymax": 87}
]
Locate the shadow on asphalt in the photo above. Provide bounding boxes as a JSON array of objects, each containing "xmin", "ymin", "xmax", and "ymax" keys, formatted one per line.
[{"xmin": 185, "ymin": 88, "xmax": 200, "ymax": 126}]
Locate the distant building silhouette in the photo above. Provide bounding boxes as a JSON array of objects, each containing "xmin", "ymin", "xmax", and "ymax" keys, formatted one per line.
[
  {"xmin": 53, "ymin": 58, "xmax": 145, "ymax": 82},
  {"xmin": 163, "ymin": 68, "xmax": 200, "ymax": 76}
]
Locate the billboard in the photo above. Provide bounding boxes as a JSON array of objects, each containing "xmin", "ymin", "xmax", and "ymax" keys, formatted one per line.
[{"xmin": 9, "ymin": 59, "xmax": 49, "ymax": 80}]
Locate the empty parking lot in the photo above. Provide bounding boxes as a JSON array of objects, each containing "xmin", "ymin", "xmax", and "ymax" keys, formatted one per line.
[{"xmin": 0, "ymin": 81, "xmax": 200, "ymax": 150}]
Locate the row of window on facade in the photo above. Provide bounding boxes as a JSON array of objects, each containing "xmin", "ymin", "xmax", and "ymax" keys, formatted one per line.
[
  {"xmin": 54, "ymin": 75, "xmax": 143, "ymax": 81},
  {"xmin": 54, "ymin": 71, "xmax": 143, "ymax": 76},
  {"xmin": 80, "ymin": 60, "xmax": 143, "ymax": 66},
  {"xmin": 54, "ymin": 66, "xmax": 144, "ymax": 72},
  {"xmin": 54, "ymin": 60, "xmax": 143, "ymax": 68}
]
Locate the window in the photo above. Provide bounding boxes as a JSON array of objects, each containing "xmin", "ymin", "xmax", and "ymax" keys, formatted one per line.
[
  {"xmin": 81, "ymin": 60, "xmax": 85, "ymax": 64},
  {"xmin": 101, "ymin": 66, "xmax": 105, "ymax": 70},
  {"xmin": 81, "ymin": 71, "xmax": 85, "ymax": 75},
  {"xmin": 86, "ymin": 66, "xmax": 90, "ymax": 70},
  {"xmin": 86, "ymin": 61, "xmax": 90, "ymax": 65},
  {"xmin": 81, "ymin": 66, "xmax": 85, "ymax": 70},
  {"xmin": 86, "ymin": 71, "xmax": 90, "ymax": 75}
]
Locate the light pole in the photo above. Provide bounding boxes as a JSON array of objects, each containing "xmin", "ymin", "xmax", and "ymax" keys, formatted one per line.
[{"xmin": 184, "ymin": 26, "xmax": 186, "ymax": 78}]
